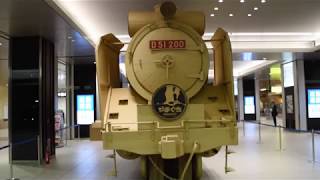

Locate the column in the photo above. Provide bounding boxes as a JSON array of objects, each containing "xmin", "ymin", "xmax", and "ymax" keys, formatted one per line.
[
  {"xmin": 73, "ymin": 63, "xmax": 97, "ymax": 138},
  {"xmin": 9, "ymin": 37, "xmax": 55, "ymax": 162},
  {"xmin": 237, "ymin": 78, "xmax": 244, "ymax": 121},
  {"xmin": 281, "ymin": 53, "xmax": 320, "ymax": 131},
  {"xmin": 255, "ymin": 73, "xmax": 261, "ymax": 121},
  {"xmin": 296, "ymin": 60, "xmax": 307, "ymax": 130},
  {"xmin": 243, "ymin": 77, "xmax": 256, "ymax": 121},
  {"xmin": 302, "ymin": 52, "xmax": 320, "ymax": 130}
]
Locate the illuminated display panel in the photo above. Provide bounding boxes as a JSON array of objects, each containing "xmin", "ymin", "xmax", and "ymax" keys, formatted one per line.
[
  {"xmin": 244, "ymin": 96, "xmax": 255, "ymax": 114},
  {"xmin": 308, "ymin": 89, "xmax": 320, "ymax": 118},
  {"xmin": 77, "ymin": 95, "xmax": 95, "ymax": 124},
  {"xmin": 283, "ymin": 62, "xmax": 294, "ymax": 87}
]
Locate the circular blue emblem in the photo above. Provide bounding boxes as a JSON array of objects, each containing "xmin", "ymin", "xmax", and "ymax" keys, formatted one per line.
[{"xmin": 152, "ymin": 84, "xmax": 187, "ymax": 120}]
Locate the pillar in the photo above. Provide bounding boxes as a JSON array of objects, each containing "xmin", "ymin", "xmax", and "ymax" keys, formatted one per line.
[
  {"xmin": 9, "ymin": 37, "xmax": 55, "ymax": 162},
  {"xmin": 242, "ymin": 77, "xmax": 256, "ymax": 121},
  {"xmin": 255, "ymin": 73, "xmax": 261, "ymax": 121},
  {"xmin": 237, "ymin": 78, "xmax": 244, "ymax": 121}
]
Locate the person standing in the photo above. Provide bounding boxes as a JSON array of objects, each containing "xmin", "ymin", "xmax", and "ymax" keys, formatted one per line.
[{"xmin": 271, "ymin": 102, "xmax": 278, "ymax": 126}]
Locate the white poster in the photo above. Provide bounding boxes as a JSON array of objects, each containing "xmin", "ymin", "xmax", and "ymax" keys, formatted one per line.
[
  {"xmin": 283, "ymin": 62, "xmax": 294, "ymax": 87},
  {"xmin": 77, "ymin": 95, "xmax": 95, "ymax": 124},
  {"xmin": 244, "ymin": 96, "xmax": 255, "ymax": 114}
]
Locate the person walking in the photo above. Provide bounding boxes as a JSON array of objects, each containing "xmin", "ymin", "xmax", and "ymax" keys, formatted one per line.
[{"xmin": 271, "ymin": 102, "xmax": 278, "ymax": 127}]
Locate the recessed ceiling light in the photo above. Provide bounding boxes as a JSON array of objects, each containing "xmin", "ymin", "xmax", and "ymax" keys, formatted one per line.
[
  {"xmin": 214, "ymin": 7, "xmax": 219, "ymax": 11},
  {"xmin": 229, "ymin": 13, "xmax": 234, "ymax": 17},
  {"xmin": 261, "ymin": 0, "xmax": 266, "ymax": 3},
  {"xmin": 254, "ymin": 7, "xmax": 259, "ymax": 11},
  {"xmin": 218, "ymin": 0, "xmax": 223, "ymax": 3},
  {"xmin": 240, "ymin": 0, "xmax": 245, "ymax": 3},
  {"xmin": 248, "ymin": 14, "xmax": 252, "ymax": 17},
  {"xmin": 210, "ymin": 13, "xmax": 215, "ymax": 17}
]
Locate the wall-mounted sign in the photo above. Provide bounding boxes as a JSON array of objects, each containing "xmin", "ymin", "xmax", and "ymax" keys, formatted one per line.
[
  {"xmin": 286, "ymin": 95, "xmax": 294, "ymax": 114},
  {"xmin": 76, "ymin": 95, "xmax": 94, "ymax": 124},
  {"xmin": 307, "ymin": 89, "xmax": 320, "ymax": 118},
  {"xmin": 244, "ymin": 96, "xmax": 255, "ymax": 114},
  {"xmin": 271, "ymin": 85, "xmax": 282, "ymax": 94}
]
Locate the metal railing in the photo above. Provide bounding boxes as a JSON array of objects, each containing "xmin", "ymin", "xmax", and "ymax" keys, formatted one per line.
[
  {"xmin": 241, "ymin": 120, "xmax": 320, "ymax": 163},
  {"xmin": 0, "ymin": 136, "xmax": 40, "ymax": 180},
  {"xmin": 57, "ymin": 124, "xmax": 81, "ymax": 146},
  {"xmin": 0, "ymin": 124, "xmax": 81, "ymax": 180}
]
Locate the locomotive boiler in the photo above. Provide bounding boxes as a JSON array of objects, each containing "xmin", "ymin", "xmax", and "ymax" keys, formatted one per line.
[{"xmin": 96, "ymin": 1, "xmax": 238, "ymax": 179}]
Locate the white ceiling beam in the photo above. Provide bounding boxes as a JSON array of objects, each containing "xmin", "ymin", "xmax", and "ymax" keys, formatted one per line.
[{"xmin": 233, "ymin": 60, "xmax": 278, "ymax": 78}]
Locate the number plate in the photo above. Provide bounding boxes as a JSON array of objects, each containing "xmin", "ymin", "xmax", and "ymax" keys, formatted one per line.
[{"xmin": 149, "ymin": 40, "xmax": 186, "ymax": 49}]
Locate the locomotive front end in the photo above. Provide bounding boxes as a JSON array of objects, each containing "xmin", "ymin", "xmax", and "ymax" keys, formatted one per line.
[{"xmin": 96, "ymin": 1, "xmax": 238, "ymax": 179}]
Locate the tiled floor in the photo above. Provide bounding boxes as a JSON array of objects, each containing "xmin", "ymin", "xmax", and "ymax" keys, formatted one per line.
[
  {"xmin": 260, "ymin": 116, "xmax": 284, "ymax": 127},
  {"xmin": 1, "ymin": 122, "xmax": 320, "ymax": 180}
]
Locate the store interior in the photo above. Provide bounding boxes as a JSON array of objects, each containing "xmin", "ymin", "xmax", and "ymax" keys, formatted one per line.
[{"xmin": 0, "ymin": 38, "xmax": 8, "ymax": 144}]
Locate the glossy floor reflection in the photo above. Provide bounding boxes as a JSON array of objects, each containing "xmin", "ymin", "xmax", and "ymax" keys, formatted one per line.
[
  {"xmin": 0, "ymin": 122, "xmax": 320, "ymax": 180},
  {"xmin": 260, "ymin": 116, "xmax": 284, "ymax": 127}
]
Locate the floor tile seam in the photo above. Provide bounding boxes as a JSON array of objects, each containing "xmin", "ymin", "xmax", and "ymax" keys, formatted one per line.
[{"xmin": 57, "ymin": 144, "xmax": 102, "ymax": 179}]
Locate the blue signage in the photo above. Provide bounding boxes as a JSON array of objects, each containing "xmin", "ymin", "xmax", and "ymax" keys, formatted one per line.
[
  {"xmin": 76, "ymin": 95, "xmax": 94, "ymax": 124},
  {"xmin": 307, "ymin": 89, "xmax": 320, "ymax": 118}
]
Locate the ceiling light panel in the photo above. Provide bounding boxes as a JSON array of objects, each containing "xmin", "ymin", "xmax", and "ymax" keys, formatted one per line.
[{"xmin": 52, "ymin": 0, "xmax": 105, "ymax": 45}]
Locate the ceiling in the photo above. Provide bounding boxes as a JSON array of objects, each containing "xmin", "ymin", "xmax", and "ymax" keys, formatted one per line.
[
  {"xmin": 46, "ymin": 0, "xmax": 319, "ymax": 80},
  {"xmin": 50, "ymin": 0, "xmax": 320, "ymax": 51},
  {"xmin": 1, "ymin": 0, "xmax": 318, "ymax": 86},
  {"xmin": 0, "ymin": 0, "xmax": 95, "ymax": 86},
  {"xmin": 0, "ymin": 0, "xmax": 94, "ymax": 59}
]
